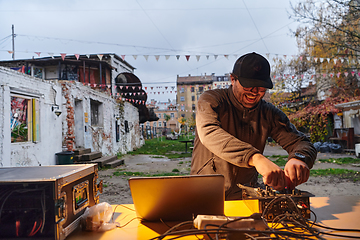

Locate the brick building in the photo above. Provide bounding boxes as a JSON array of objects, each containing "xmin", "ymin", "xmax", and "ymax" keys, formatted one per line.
[{"xmin": 176, "ymin": 73, "xmax": 231, "ymax": 121}]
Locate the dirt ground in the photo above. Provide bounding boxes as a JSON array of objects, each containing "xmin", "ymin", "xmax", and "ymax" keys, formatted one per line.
[{"xmin": 98, "ymin": 145, "xmax": 360, "ymax": 204}]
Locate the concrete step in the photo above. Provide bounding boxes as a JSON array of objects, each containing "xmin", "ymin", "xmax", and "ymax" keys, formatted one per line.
[
  {"xmin": 73, "ymin": 148, "xmax": 91, "ymax": 155},
  {"xmin": 81, "ymin": 151, "xmax": 102, "ymax": 161},
  {"xmin": 104, "ymin": 159, "xmax": 124, "ymax": 168},
  {"xmin": 89, "ymin": 155, "xmax": 117, "ymax": 168}
]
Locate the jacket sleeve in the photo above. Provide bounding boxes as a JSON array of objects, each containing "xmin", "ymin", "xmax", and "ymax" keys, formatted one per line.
[
  {"xmin": 196, "ymin": 92, "xmax": 260, "ymax": 168},
  {"xmin": 268, "ymin": 104, "xmax": 317, "ymax": 169}
]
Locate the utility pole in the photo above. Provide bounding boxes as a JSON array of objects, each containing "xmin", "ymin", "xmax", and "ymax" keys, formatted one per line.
[{"xmin": 12, "ymin": 24, "xmax": 15, "ymax": 60}]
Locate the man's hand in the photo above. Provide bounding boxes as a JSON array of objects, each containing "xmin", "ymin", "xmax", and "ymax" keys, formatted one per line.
[
  {"xmin": 284, "ymin": 158, "xmax": 310, "ymax": 188},
  {"xmin": 249, "ymin": 153, "xmax": 286, "ymax": 190}
]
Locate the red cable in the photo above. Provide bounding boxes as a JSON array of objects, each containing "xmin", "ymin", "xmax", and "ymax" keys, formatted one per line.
[
  {"xmin": 16, "ymin": 220, "xmax": 20, "ymax": 237},
  {"xmin": 28, "ymin": 219, "xmax": 43, "ymax": 237}
]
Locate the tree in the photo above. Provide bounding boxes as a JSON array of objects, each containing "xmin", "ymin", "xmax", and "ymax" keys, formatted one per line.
[
  {"xmin": 164, "ymin": 113, "xmax": 171, "ymax": 123},
  {"xmin": 291, "ymin": 0, "xmax": 360, "ymax": 53},
  {"xmin": 271, "ymin": 0, "xmax": 360, "ymax": 142}
]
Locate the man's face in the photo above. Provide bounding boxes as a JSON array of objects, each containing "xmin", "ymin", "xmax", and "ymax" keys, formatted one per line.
[{"xmin": 230, "ymin": 75, "xmax": 266, "ymax": 109}]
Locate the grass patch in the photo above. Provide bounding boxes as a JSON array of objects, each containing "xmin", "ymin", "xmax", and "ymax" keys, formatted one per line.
[
  {"xmin": 310, "ymin": 168, "xmax": 360, "ymax": 182},
  {"xmin": 127, "ymin": 137, "xmax": 193, "ymax": 159},
  {"xmin": 266, "ymin": 155, "xmax": 288, "ymax": 166},
  {"xmin": 318, "ymin": 157, "xmax": 360, "ymax": 165},
  {"xmin": 113, "ymin": 170, "xmax": 183, "ymax": 177}
]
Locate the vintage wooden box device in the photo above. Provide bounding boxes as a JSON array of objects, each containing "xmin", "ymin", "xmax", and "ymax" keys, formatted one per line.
[{"xmin": 0, "ymin": 164, "xmax": 103, "ymax": 240}]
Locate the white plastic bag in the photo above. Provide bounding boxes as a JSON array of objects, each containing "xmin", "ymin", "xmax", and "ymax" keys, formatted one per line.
[{"xmin": 82, "ymin": 202, "xmax": 118, "ymax": 232}]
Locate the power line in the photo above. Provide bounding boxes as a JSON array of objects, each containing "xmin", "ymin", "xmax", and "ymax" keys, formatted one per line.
[
  {"xmin": 135, "ymin": 0, "xmax": 176, "ymax": 51},
  {"xmin": 0, "ymin": 7, "xmax": 288, "ymax": 13},
  {"xmin": 242, "ymin": 0, "xmax": 269, "ymax": 52}
]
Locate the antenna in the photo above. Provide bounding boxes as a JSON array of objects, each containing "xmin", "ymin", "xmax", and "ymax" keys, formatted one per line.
[{"xmin": 12, "ymin": 24, "xmax": 15, "ymax": 60}]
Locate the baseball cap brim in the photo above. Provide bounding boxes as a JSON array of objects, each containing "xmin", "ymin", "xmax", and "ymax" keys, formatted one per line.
[{"xmin": 238, "ymin": 76, "xmax": 273, "ymax": 89}]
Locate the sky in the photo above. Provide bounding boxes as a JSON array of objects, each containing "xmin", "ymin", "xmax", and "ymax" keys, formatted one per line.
[{"xmin": 0, "ymin": 0, "xmax": 303, "ymax": 102}]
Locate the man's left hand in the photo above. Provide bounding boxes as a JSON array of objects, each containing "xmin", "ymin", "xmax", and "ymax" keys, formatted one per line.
[{"xmin": 284, "ymin": 158, "xmax": 310, "ymax": 188}]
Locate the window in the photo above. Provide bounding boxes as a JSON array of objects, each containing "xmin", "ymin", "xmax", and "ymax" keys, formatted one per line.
[
  {"xmin": 180, "ymin": 96, "xmax": 185, "ymax": 102},
  {"xmin": 33, "ymin": 67, "xmax": 43, "ymax": 79},
  {"xmin": 159, "ymin": 122, "xmax": 162, "ymax": 127},
  {"xmin": 191, "ymin": 87, "xmax": 194, "ymax": 92},
  {"xmin": 124, "ymin": 120, "xmax": 129, "ymax": 133},
  {"xmin": 163, "ymin": 113, "xmax": 167, "ymax": 119},
  {"xmin": 181, "ymin": 105, "xmax": 185, "ymax": 111},
  {"xmin": 153, "ymin": 122, "xmax": 157, "ymax": 127},
  {"xmin": 180, "ymin": 87, "xmax": 184, "ymax": 93},
  {"xmin": 192, "ymin": 104, "xmax": 196, "ymax": 111},
  {"xmin": 146, "ymin": 122, "xmax": 150, "ymax": 126},
  {"xmin": 90, "ymin": 100, "xmax": 103, "ymax": 126},
  {"xmin": 163, "ymin": 121, "xmax": 167, "ymax": 127},
  {"xmin": 199, "ymin": 87, "xmax": 204, "ymax": 93},
  {"xmin": 171, "ymin": 113, "xmax": 174, "ymax": 118},
  {"xmin": 11, "ymin": 96, "xmax": 40, "ymax": 143},
  {"xmin": 158, "ymin": 113, "xmax": 161, "ymax": 119},
  {"xmin": 191, "ymin": 96, "xmax": 195, "ymax": 101},
  {"xmin": 181, "ymin": 114, "xmax": 185, "ymax": 117}
]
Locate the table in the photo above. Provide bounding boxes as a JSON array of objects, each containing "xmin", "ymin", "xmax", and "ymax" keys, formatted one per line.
[
  {"xmin": 67, "ymin": 196, "xmax": 360, "ymax": 239},
  {"xmin": 179, "ymin": 140, "xmax": 193, "ymax": 154}
]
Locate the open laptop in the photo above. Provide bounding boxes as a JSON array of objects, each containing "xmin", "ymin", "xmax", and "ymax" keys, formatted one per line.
[{"xmin": 128, "ymin": 174, "xmax": 225, "ymax": 222}]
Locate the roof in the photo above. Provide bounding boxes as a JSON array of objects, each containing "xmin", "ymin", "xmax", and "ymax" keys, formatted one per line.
[
  {"xmin": 177, "ymin": 74, "xmax": 214, "ymax": 85},
  {"xmin": 0, "ymin": 53, "xmax": 135, "ymax": 70},
  {"xmin": 335, "ymin": 100, "xmax": 360, "ymax": 111}
]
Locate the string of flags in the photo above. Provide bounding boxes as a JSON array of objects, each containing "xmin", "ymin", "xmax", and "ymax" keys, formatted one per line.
[
  {"xmin": 6, "ymin": 50, "xmax": 360, "ymax": 64},
  {"xmin": 273, "ymin": 70, "xmax": 360, "ymax": 80}
]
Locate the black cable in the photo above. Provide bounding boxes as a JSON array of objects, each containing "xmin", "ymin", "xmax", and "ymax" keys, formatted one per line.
[{"xmin": 310, "ymin": 221, "xmax": 360, "ymax": 232}]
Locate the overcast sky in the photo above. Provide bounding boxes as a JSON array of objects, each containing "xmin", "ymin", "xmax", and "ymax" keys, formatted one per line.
[{"xmin": 0, "ymin": 0, "xmax": 302, "ymax": 102}]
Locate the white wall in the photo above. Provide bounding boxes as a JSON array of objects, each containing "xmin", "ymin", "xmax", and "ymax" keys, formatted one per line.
[
  {"xmin": 60, "ymin": 81, "xmax": 144, "ymax": 156},
  {"xmin": 0, "ymin": 66, "xmax": 62, "ymax": 167}
]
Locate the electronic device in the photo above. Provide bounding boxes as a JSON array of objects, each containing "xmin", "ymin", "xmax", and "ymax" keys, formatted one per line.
[
  {"xmin": 129, "ymin": 174, "xmax": 225, "ymax": 221},
  {"xmin": 0, "ymin": 164, "xmax": 103, "ymax": 240},
  {"xmin": 238, "ymin": 183, "xmax": 313, "ymax": 221}
]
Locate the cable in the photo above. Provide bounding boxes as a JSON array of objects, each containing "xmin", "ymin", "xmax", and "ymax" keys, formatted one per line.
[{"xmin": 241, "ymin": 0, "xmax": 269, "ymax": 53}]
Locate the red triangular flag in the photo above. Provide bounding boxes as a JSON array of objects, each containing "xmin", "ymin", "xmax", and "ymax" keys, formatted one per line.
[{"xmin": 60, "ymin": 53, "xmax": 66, "ymax": 60}]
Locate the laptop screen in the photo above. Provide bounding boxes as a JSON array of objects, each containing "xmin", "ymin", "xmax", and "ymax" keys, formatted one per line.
[{"xmin": 128, "ymin": 174, "xmax": 225, "ymax": 221}]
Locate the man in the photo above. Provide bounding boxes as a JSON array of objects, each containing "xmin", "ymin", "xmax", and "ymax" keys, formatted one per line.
[{"xmin": 191, "ymin": 52, "xmax": 317, "ymax": 200}]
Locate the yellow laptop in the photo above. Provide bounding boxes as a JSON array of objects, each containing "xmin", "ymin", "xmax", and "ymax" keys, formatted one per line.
[{"xmin": 128, "ymin": 174, "xmax": 225, "ymax": 222}]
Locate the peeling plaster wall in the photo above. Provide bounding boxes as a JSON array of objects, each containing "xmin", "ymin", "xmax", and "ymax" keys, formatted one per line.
[
  {"xmin": 60, "ymin": 81, "xmax": 143, "ymax": 156},
  {"xmin": 0, "ymin": 66, "xmax": 62, "ymax": 167}
]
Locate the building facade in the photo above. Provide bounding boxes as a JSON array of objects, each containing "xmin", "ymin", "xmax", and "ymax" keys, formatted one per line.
[
  {"xmin": 176, "ymin": 73, "xmax": 231, "ymax": 121},
  {"xmin": 0, "ymin": 53, "xmax": 150, "ymax": 167},
  {"xmin": 142, "ymin": 100, "xmax": 178, "ymax": 138}
]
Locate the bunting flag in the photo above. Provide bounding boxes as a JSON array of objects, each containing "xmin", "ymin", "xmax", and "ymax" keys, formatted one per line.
[
  {"xmin": 5, "ymin": 51, "xmax": 360, "ymax": 72},
  {"xmin": 60, "ymin": 53, "xmax": 66, "ymax": 61}
]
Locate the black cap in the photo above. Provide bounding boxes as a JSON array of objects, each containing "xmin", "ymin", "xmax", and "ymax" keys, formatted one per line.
[{"xmin": 232, "ymin": 52, "xmax": 273, "ymax": 89}]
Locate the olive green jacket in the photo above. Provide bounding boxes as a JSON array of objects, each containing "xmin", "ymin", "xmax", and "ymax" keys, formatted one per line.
[{"xmin": 191, "ymin": 86, "xmax": 317, "ymax": 200}]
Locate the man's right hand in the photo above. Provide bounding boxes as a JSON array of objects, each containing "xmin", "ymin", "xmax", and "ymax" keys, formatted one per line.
[{"xmin": 248, "ymin": 153, "xmax": 286, "ymax": 190}]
